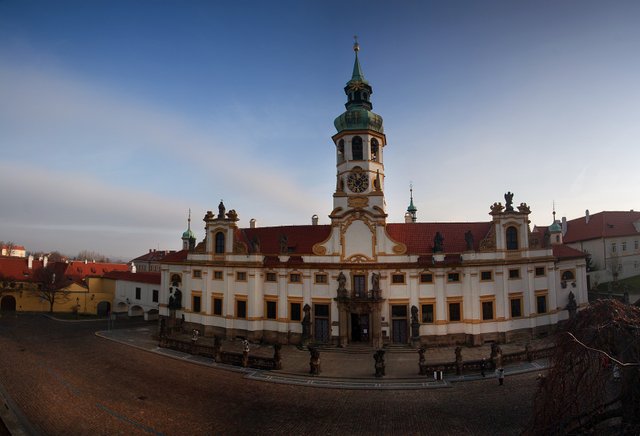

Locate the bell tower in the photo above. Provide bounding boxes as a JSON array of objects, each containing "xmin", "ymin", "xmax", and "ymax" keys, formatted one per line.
[{"xmin": 331, "ymin": 39, "xmax": 387, "ymax": 224}]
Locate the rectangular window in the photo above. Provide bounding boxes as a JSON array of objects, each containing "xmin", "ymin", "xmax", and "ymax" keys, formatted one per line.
[
  {"xmin": 193, "ymin": 270, "xmax": 202, "ymax": 278},
  {"xmin": 213, "ymin": 297, "xmax": 223, "ymax": 316},
  {"xmin": 192, "ymin": 295, "xmax": 201, "ymax": 313},
  {"xmin": 135, "ymin": 287, "xmax": 141, "ymax": 300},
  {"xmin": 481, "ymin": 301, "xmax": 494, "ymax": 320},
  {"xmin": 391, "ymin": 273, "xmax": 405, "ymax": 284},
  {"xmin": 289, "ymin": 273, "xmax": 301, "ymax": 283},
  {"xmin": 315, "ymin": 273, "xmax": 327, "ymax": 284},
  {"xmin": 421, "ymin": 304, "xmax": 434, "ymax": 323},
  {"xmin": 622, "ymin": 241, "xmax": 627, "ymax": 251},
  {"xmin": 265, "ymin": 300, "xmax": 277, "ymax": 320},
  {"xmin": 480, "ymin": 271, "xmax": 492, "ymax": 281},
  {"xmin": 314, "ymin": 304, "xmax": 330, "ymax": 317},
  {"xmin": 509, "ymin": 269, "xmax": 520, "ymax": 279},
  {"xmin": 447, "ymin": 273, "xmax": 460, "ymax": 282},
  {"xmin": 152, "ymin": 289, "xmax": 159, "ymax": 303},
  {"xmin": 535, "ymin": 267, "xmax": 545, "ymax": 277},
  {"xmin": 536, "ymin": 295, "xmax": 547, "ymax": 314},
  {"xmin": 611, "ymin": 243, "xmax": 617, "ymax": 253},
  {"xmin": 266, "ymin": 272, "xmax": 277, "ymax": 282},
  {"xmin": 635, "ymin": 240, "xmax": 639, "ymax": 250},
  {"xmin": 236, "ymin": 299, "xmax": 247, "ymax": 319},
  {"xmin": 448, "ymin": 302, "xmax": 461, "ymax": 322},
  {"xmin": 353, "ymin": 274, "xmax": 366, "ymax": 298},
  {"xmin": 213, "ymin": 271, "xmax": 223, "ymax": 280},
  {"xmin": 236, "ymin": 271, "xmax": 247, "ymax": 281},
  {"xmin": 391, "ymin": 305, "xmax": 407, "ymax": 318},
  {"xmin": 420, "ymin": 273, "xmax": 433, "ymax": 283},
  {"xmin": 290, "ymin": 302, "xmax": 302, "ymax": 321},
  {"xmin": 510, "ymin": 298, "xmax": 522, "ymax": 318}
]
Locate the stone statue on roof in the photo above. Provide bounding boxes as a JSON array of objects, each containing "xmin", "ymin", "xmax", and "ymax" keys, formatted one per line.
[
  {"xmin": 433, "ymin": 232, "xmax": 444, "ymax": 253},
  {"xmin": 504, "ymin": 192, "xmax": 514, "ymax": 212},
  {"xmin": 218, "ymin": 200, "xmax": 225, "ymax": 219},
  {"xmin": 465, "ymin": 230, "xmax": 474, "ymax": 251}
]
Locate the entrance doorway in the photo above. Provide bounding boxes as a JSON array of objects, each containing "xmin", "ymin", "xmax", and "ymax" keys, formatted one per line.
[
  {"xmin": 350, "ymin": 313, "xmax": 370, "ymax": 343},
  {"xmin": 97, "ymin": 301, "xmax": 111, "ymax": 317},
  {"xmin": 0, "ymin": 296, "xmax": 16, "ymax": 312},
  {"xmin": 313, "ymin": 304, "xmax": 330, "ymax": 343},
  {"xmin": 391, "ymin": 305, "xmax": 408, "ymax": 344}
]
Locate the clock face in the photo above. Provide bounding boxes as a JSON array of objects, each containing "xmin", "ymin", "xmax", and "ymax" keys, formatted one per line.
[{"xmin": 347, "ymin": 172, "xmax": 369, "ymax": 193}]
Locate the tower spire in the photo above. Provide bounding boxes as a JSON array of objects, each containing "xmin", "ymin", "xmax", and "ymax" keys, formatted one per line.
[
  {"xmin": 407, "ymin": 183, "xmax": 418, "ymax": 223},
  {"xmin": 351, "ymin": 35, "xmax": 366, "ymax": 83}
]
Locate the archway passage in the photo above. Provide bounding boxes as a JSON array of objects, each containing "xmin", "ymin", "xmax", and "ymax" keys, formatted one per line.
[
  {"xmin": 0, "ymin": 296, "xmax": 16, "ymax": 312},
  {"xmin": 97, "ymin": 301, "xmax": 111, "ymax": 317}
]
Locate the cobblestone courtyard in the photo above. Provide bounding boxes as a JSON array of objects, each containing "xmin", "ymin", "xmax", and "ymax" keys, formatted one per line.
[{"xmin": 0, "ymin": 315, "xmax": 540, "ymax": 435}]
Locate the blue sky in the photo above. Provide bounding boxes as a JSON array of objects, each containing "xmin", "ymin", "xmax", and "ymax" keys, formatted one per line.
[{"xmin": 1, "ymin": 0, "xmax": 639, "ymax": 260}]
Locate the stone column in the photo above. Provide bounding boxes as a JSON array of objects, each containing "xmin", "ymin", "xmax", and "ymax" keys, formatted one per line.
[
  {"xmin": 371, "ymin": 303, "xmax": 383, "ymax": 349},
  {"xmin": 338, "ymin": 303, "xmax": 349, "ymax": 347}
]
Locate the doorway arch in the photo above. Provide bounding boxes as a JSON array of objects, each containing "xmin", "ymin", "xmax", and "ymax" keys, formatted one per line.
[{"xmin": 0, "ymin": 296, "xmax": 16, "ymax": 312}]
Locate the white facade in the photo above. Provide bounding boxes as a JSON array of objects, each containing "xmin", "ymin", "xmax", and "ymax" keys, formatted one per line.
[{"xmin": 159, "ymin": 46, "xmax": 588, "ymax": 346}]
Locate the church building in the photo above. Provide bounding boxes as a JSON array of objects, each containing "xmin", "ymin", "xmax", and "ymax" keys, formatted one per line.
[{"xmin": 159, "ymin": 43, "xmax": 588, "ymax": 347}]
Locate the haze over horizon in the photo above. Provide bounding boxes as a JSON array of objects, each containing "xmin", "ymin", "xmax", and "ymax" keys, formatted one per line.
[{"xmin": 1, "ymin": 1, "xmax": 639, "ymax": 260}]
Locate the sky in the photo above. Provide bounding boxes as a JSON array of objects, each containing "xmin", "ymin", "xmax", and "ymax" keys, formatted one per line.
[{"xmin": 1, "ymin": 0, "xmax": 639, "ymax": 260}]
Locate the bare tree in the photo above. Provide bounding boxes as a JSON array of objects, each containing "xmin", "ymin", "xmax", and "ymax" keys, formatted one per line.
[
  {"xmin": 76, "ymin": 250, "xmax": 109, "ymax": 263},
  {"xmin": 527, "ymin": 299, "xmax": 640, "ymax": 435},
  {"xmin": 0, "ymin": 241, "xmax": 16, "ymax": 256},
  {"xmin": 33, "ymin": 264, "xmax": 71, "ymax": 313}
]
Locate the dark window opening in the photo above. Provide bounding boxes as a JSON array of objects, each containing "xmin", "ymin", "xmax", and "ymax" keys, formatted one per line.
[
  {"xmin": 213, "ymin": 298, "xmax": 223, "ymax": 316},
  {"xmin": 482, "ymin": 301, "xmax": 493, "ymax": 320},
  {"xmin": 236, "ymin": 300, "xmax": 247, "ymax": 318},
  {"xmin": 506, "ymin": 226, "xmax": 518, "ymax": 250},
  {"xmin": 266, "ymin": 301, "xmax": 277, "ymax": 319},
  {"xmin": 449, "ymin": 302, "xmax": 461, "ymax": 322},
  {"xmin": 193, "ymin": 295, "xmax": 201, "ymax": 313},
  {"xmin": 421, "ymin": 304, "xmax": 434, "ymax": 323},
  {"xmin": 352, "ymin": 136, "xmax": 363, "ymax": 160},
  {"xmin": 215, "ymin": 232, "xmax": 225, "ymax": 254},
  {"xmin": 510, "ymin": 298, "xmax": 522, "ymax": 318},
  {"xmin": 290, "ymin": 302, "xmax": 302, "ymax": 321}
]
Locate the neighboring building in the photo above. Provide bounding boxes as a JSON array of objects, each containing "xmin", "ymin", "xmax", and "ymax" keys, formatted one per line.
[
  {"xmin": 101, "ymin": 270, "xmax": 162, "ymax": 319},
  {"xmin": 131, "ymin": 249, "xmax": 177, "ymax": 273},
  {"xmin": 561, "ymin": 210, "xmax": 640, "ymax": 287},
  {"xmin": 1, "ymin": 244, "xmax": 26, "ymax": 258},
  {"xmin": 159, "ymin": 43, "xmax": 588, "ymax": 347},
  {"xmin": 0, "ymin": 256, "xmax": 129, "ymax": 315}
]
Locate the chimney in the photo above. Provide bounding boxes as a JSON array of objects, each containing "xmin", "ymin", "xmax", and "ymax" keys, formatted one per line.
[
  {"xmin": 28, "ymin": 255, "xmax": 33, "ymax": 269},
  {"xmin": 404, "ymin": 212, "xmax": 412, "ymax": 223},
  {"xmin": 561, "ymin": 217, "xmax": 567, "ymax": 236},
  {"xmin": 585, "ymin": 209, "xmax": 590, "ymax": 224},
  {"xmin": 250, "ymin": 218, "xmax": 256, "ymax": 229},
  {"xmin": 130, "ymin": 262, "xmax": 136, "ymax": 273},
  {"xmin": 312, "ymin": 215, "xmax": 319, "ymax": 226},
  {"xmin": 43, "ymin": 255, "xmax": 48, "ymax": 268},
  {"xmin": 149, "ymin": 249, "xmax": 152, "ymax": 253}
]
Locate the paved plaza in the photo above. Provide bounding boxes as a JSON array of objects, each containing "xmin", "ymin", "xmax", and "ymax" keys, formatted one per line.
[{"xmin": 0, "ymin": 315, "xmax": 546, "ymax": 435}]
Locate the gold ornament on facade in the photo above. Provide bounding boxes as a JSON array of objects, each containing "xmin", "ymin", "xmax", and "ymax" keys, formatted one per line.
[
  {"xmin": 517, "ymin": 203, "xmax": 531, "ymax": 214},
  {"xmin": 392, "ymin": 243, "xmax": 407, "ymax": 254},
  {"xmin": 347, "ymin": 196, "xmax": 369, "ymax": 208},
  {"xmin": 312, "ymin": 244, "xmax": 327, "ymax": 255},
  {"xmin": 490, "ymin": 202, "xmax": 504, "ymax": 215}
]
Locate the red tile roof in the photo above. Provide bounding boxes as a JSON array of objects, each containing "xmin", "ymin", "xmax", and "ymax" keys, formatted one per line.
[
  {"xmin": 563, "ymin": 211, "xmax": 640, "ymax": 243},
  {"xmin": 161, "ymin": 250, "xmax": 189, "ymax": 262},
  {"xmin": 552, "ymin": 245, "xmax": 588, "ymax": 259},
  {"xmin": 386, "ymin": 222, "xmax": 493, "ymax": 254},
  {"xmin": 130, "ymin": 250, "xmax": 176, "ymax": 263},
  {"xmin": 64, "ymin": 261, "xmax": 129, "ymax": 280},
  {"xmin": 0, "ymin": 257, "xmax": 46, "ymax": 281},
  {"xmin": 102, "ymin": 271, "xmax": 161, "ymax": 285},
  {"xmin": 241, "ymin": 225, "xmax": 332, "ymax": 254}
]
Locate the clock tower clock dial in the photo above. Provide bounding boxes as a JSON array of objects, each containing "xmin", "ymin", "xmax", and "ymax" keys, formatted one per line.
[{"xmin": 347, "ymin": 171, "xmax": 368, "ymax": 193}]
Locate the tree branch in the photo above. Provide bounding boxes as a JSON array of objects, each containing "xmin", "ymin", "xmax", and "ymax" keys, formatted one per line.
[{"xmin": 565, "ymin": 332, "xmax": 640, "ymax": 367}]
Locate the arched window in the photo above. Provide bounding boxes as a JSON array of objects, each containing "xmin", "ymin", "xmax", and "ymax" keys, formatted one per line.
[
  {"xmin": 215, "ymin": 232, "xmax": 225, "ymax": 254},
  {"xmin": 352, "ymin": 136, "xmax": 363, "ymax": 160},
  {"xmin": 338, "ymin": 139, "xmax": 345, "ymax": 163},
  {"xmin": 171, "ymin": 274, "xmax": 182, "ymax": 287},
  {"xmin": 371, "ymin": 138, "xmax": 379, "ymax": 162},
  {"xmin": 506, "ymin": 226, "xmax": 518, "ymax": 250},
  {"xmin": 561, "ymin": 271, "xmax": 575, "ymax": 281}
]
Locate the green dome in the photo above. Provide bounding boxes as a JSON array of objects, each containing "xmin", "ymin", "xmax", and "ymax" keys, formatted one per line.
[
  {"xmin": 334, "ymin": 109, "xmax": 384, "ymax": 134},
  {"xmin": 182, "ymin": 229, "xmax": 195, "ymax": 239},
  {"xmin": 549, "ymin": 221, "xmax": 562, "ymax": 233}
]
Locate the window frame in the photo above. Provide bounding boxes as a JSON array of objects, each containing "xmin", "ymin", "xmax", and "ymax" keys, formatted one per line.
[
  {"xmin": 509, "ymin": 294, "xmax": 523, "ymax": 318},
  {"xmin": 447, "ymin": 272, "xmax": 460, "ymax": 283},
  {"xmin": 289, "ymin": 301, "xmax": 302, "ymax": 322},
  {"xmin": 421, "ymin": 302, "xmax": 435, "ymax": 324},
  {"xmin": 535, "ymin": 267, "xmax": 546, "ymax": 277},
  {"xmin": 508, "ymin": 268, "xmax": 520, "ymax": 279},
  {"xmin": 236, "ymin": 271, "xmax": 247, "ymax": 282},
  {"xmin": 480, "ymin": 270, "xmax": 493, "ymax": 281},
  {"xmin": 391, "ymin": 273, "xmax": 406, "ymax": 284},
  {"xmin": 215, "ymin": 231, "xmax": 225, "ymax": 254},
  {"xmin": 314, "ymin": 273, "xmax": 328, "ymax": 284},
  {"xmin": 236, "ymin": 297, "xmax": 247, "ymax": 319},
  {"xmin": 265, "ymin": 299, "xmax": 277, "ymax": 320},
  {"xmin": 213, "ymin": 270, "xmax": 223, "ymax": 280},
  {"xmin": 212, "ymin": 295, "xmax": 223, "ymax": 316},
  {"xmin": 419, "ymin": 273, "xmax": 433, "ymax": 283},
  {"xmin": 265, "ymin": 272, "xmax": 277, "ymax": 282},
  {"xmin": 289, "ymin": 273, "xmax": 301, "ymax": 284}
]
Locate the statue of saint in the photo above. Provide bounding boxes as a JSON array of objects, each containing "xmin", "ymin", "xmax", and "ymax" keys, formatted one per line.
[
  {"xmin": 433, "ymin": 232, "xmax": 444, "ymax": 253},
  {"xmin": 504, "ymin": 192, "xmax": 514, "ymax": 212},
  {"xmin": 218, "ymin": 200, "xmax": 226, "ymax": 219},
  {"xmin": 337, "ymin": 271, "xmax": 347, "ymax": 292},
  {"xmin": 464, "ymin": 230, "xmax": 474, "ymax": 251}
]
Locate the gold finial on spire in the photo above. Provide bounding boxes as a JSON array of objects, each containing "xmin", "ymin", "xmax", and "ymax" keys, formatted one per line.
[{"xmin": 353, "ymin": 35, "xmax": 360, "ymax": 52}]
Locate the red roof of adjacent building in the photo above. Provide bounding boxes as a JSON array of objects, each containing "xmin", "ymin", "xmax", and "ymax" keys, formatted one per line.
[
  {"xmin": 130, "ymin": 249, "xmax": 176, "ymax": 263},
  {"xmin": 552, "ymin": 245, "xmax": 587, "ymax": 259},
  {"xmin": 64, "ymin": 261, "xmax": 129, "ymax": 280},
  {"xmin": 161, "ymin": 250, "xmax": 189, "ymax": 262},
  {"xmin": 0, "ymin": 257, "xmax": 46, "ymax": 281},
  {"xmin": 563, "ymin": 211, "xmax": 640, "ymax": 243},
  {"xmin": 102, "ymin": 271, "xmax": 161, "ymax": 285}
]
